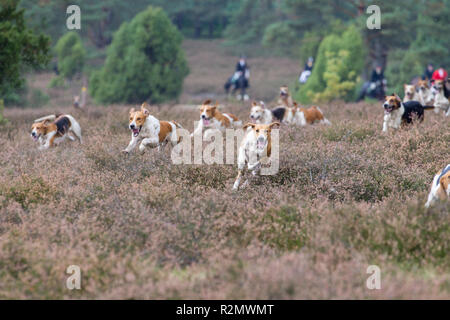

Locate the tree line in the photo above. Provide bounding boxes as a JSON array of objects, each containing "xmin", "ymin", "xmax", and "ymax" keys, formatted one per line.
[{"xmin": 1, "ymin": 0, "xmax": 448, "ymax": 109}]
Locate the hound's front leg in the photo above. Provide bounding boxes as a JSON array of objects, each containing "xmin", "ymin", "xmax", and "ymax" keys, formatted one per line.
[
  {"xmin": 139, "ymin": 137, "xmax": 159, "ymax": 154},
  {"xmin": 37, "ymin": 137, "xmax": 46, "ymax": 150},
  {"xmin": 40, "ymin": 132, "xmax": 56, "ymax": 150},
  {"xmin": 233, "ymin": 145, "xmax": 248, "ymax": 190},
  {"xmin": 233, "ymin": 169, "xmax": 244, "ymax": 190},
  {"xmin": 191, "ymin": 121, "xmax": 203, "ymax": 138},
  {"xmin": 248, "ymin": 161, "xmax": 261, "ymax": 186},
  {"xmin": 122, "ymin": 135, "xmax": 139, "ymax": 154},
  {"xmin": 425, "ymin": 192, "xmax": 437, "ymax": 208},
  {"xmin": 382, "ymin": 118, "xmax": 388, "ymax": 133},
  {"xmin": 157, "ymin": 140, "xmax": 168, "ymax": 152}
]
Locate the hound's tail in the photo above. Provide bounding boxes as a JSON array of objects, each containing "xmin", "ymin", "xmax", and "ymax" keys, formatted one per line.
[
  {"xmin": 315, "ymin": 106, "xmax": 331, "ymax": 125},
  {"xmin": 34, "ymin": 114, "xmax": 60, "ymax": 123},
  {"xmin": 171, "ymin": 120, "xmax": 183, "ymax": 129},
  {"xmin": 423, "ymin": 105, "xmax": 435, "ymax": 110}
]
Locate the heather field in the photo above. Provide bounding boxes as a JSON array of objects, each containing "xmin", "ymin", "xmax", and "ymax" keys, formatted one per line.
[
  {"xmin": 1, "ymin": 99, "xmax": 449, "ymax": 299},
  {"xmin": 0, "ymin": 40, "xmax": 449, "ymax": 300}
]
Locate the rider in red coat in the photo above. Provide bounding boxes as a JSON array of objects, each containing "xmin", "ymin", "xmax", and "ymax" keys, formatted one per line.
[{"xmin": 431, "ymin": 68, "xmax": 448, "ymax": 81}]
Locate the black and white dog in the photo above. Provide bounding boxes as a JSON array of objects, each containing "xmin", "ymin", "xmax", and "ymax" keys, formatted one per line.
[{"xmin": 382, "ymin": 94, "xmax": 434, "ymax": 132}]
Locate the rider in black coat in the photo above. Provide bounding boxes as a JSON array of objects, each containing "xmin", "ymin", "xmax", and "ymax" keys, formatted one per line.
[{"xmin": 225, "ymin": 56, "xmax": 250, "ymax": 100}]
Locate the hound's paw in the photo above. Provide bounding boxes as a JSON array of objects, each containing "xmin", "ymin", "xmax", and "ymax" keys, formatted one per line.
[{"xmin": 121, "ymin": 150, "xmax": 129, "ymax": 155}]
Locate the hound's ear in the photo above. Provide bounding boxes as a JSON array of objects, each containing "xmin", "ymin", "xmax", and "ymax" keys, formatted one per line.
[
  {"xmin": 252, "ymin": 101, "xmax": 258, "ymax": 106},
  {"xmin": 42, "ymin": 119, "xmax": 50, "ymax": 125},
  {"xmin": 293, "ymin": 102, "xmax": 298, "ymax": 107},
  {"xmin": 140, "ymin": 103, "xmax": 150, "ymax": 116},
  {"xmin": 214, "ymin": 101, "xmax": 219, "ymax": 107},
  {"xmin": 269, "ymin": 122, "xmax": 280, "ymax": 129},
  {"xmin": 129, "ymin": 108, "xmax": 135, "ymax": 114},
  {"xmin": 243, "ymin": 123, "xmax": 256, "ymax": 130},
  {"xmin": 202, "ymin": 99, "xmax": 211, "ymax": 106},
  {"xmin": 260, "ymin": 101, "xmax": 265, "ymax": 107}
]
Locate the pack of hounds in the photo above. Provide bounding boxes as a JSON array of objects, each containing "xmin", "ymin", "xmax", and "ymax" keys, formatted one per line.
[{"xmin": 30, "ymin": 85, "xmax": 449, "ymax": 207}]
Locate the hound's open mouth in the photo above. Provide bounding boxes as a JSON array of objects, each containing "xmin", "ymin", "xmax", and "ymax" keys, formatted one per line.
[
  {"xmin": 250, "ymin": 115, "xmax": 260, "ymax": 123},
  {"xmin": 203, "ymin": 118, "xmax": 211, "ymax": 126},
  {"xmin": 256, "ymin": 139, "xmax": 267, "ymax": 150},
  {"xmin": 132, "ymin": 127, "xmax": 141, "ymax": 137},
  {"xmin": 384, "ymin": 106, "xmax": 393, "ymax": 114},
  {"xmin": 31, "ymin": 134, "xmax": 40, "ymax": 141}
]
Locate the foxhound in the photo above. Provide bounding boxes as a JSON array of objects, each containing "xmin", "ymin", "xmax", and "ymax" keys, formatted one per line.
[
  {"xmin": 123, "ymin": 103, "xmax": 182, "ymax": 154},
  {"xmin": 31, "ymin": 114, "xmax": 82, "ymax": 150}
]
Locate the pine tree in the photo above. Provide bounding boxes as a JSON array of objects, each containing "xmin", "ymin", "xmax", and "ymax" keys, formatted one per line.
[
  {"xmin": 0, "ymin": 0, "xmax": 50, "ymax": 101},
  {"xmin": 224, "ymin": 0, "xmax": 280, "ymax": 44},
  {"xmin": 89, "ymin": 6, "xmax": 189, "ymax": 104},
  {"xmin": 54, "ymin": 32, "xmax": 86, "ymax": 79},
  {"xmin": 295, "ymin": 25, "xmax": 364, "ymax": 103}
]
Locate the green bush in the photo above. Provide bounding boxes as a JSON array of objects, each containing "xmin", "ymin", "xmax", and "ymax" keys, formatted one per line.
[
  {"xmin": 2, "ymin": 83, "xmax": 49, "ymax": 108},
  {"xmin": 54, "ymin": 32, "xmax": 86, "ymax": 80},
  {"xmin": 295, "ymin": 25, "xmax": 364, "ymax": 104},
  {"xmin": 29, "ymin": 89, "xmax": 50, "ymax": 108},
  {"xmin": 2, "ymin": 83, "xmax": 27, "ymax": 106},
  {"xmin": 89, "ymin": 6, "xmax": 189, "ymax": 104}
]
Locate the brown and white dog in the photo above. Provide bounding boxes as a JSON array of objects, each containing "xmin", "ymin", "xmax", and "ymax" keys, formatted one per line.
[
  {"xmin": 191, "ymin": 100, "xmax": 241, "ymax": 138},
  {"xmin": 382, "ymin": 94, "xmax": 433, "ymax": 132},
  {"xmin": 123, "ymin": 102, "xmax": 182, "ymax": 154},
  {"xmin": 293, "ymin": 102, "xmax": 331, "ymax": 126},
  {"xmin": 31, "ymin": 114, "xmax": 82, "ymax": 150},
  {"xmin": 233, "ymin": 122, "xmax": 280, "ymax": 190},
  {"xmin": 417, "ymin": 79, "xmax": 433, "ymax": 107},
  {"xmin": 425, "ymin": 164, "xmax": 450, "ymax": 208},
  {"xmin": 278, "ymin": 86, "xmax": 294, "ymax": 108},
  {"xmin": 271, "ymin": 86, "xmax": 295, "ymax": 124},
  {"xmin": 430, "ymin": 79, "xmax": 450, "ymax": 116},
  {"xmin": 249, "ymin": 101, "xmax": 274, "ymax": 124},
  {"xmin": 403, "ymin": 84, "xmax": 418, "ymax": 103}
]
